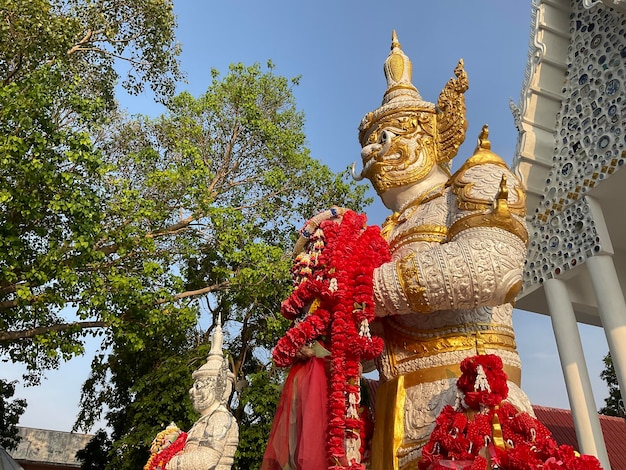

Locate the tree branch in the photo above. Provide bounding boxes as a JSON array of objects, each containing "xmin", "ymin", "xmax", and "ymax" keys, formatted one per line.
[
  {"xmin": 98, "ymin": 214, "xmax": 196, "ymax": 256},
  {"xmin": 69, "ymin": 45, "xmax": 149, "ymax": 67},
  {"xmin": 0, "ymin": 321, "xmax": 106, "ymax": 342},
  {"xmin": 67, "ymin": 29, "xmax": 96, "ymax": 55},
  {"xmin": 156, "ymin": 281, "xmax": 230, "ymax": 305}
]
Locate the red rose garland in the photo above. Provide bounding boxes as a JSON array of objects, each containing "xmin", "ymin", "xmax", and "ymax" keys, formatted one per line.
[
  {"xmin": 272, "ymin": 209, "xmax": 390, "ymax": 469},
  {"xmin": 144, "ymin": 431, "xmax": 188, "ymax": 470},
  {"xmin": 419, "ymin": 354, "xmax": 603, "ymax": 470},
  {"xmin": 456, "ymin": 354, "xmax": 509, "ymax": 409}
]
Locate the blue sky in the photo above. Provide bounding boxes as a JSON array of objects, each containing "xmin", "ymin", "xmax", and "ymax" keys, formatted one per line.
[{"xmin": 6, "ymin": 0, "xmax": 612, "ymax": 432}]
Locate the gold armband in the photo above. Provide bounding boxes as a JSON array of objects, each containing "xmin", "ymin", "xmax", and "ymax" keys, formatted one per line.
[
  {"xmin": 447, "ymin": 212, "xmax": 528, "ymax": 244},
  {"xmin": 396, "ymin": 253, "xmax": 432, "ymax": 313}
]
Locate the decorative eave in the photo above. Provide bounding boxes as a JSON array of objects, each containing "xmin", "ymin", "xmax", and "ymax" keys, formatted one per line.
[
  {"xmin": 511, "ymin": 0, "xmax": 572, "ymax": 219},
  {"xmin": 511, "ymin": 0, "xmax": 626, "ymax": 322},
  {"xmin": 584, "ymin": 0, "xmax": 626, "ymax": 14}
]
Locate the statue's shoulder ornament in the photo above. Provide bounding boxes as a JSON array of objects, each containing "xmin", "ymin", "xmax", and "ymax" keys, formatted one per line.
[
  {"xmin": 449, "ymin": 150, "xmax": 525, "ymax": 216},
  {"xmin": 447, "ymin": 126, "xmax": 528, "ymax": 245}
]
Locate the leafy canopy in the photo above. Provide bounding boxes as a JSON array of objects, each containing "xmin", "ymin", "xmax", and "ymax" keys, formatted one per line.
[
  {"xmin": 1, "ymin": 2, "xmax": 370, "ymax": 467},
  {"xmin": 599, "ymin": 353, "xmax": 624, "ymax": 419},
  {"xmin": 0, "ymin": 0, "xmax": 181, "ymax": 376},
  {"xmin": 71, "ymin": 63, "xmax": 369, "ymax": 469}
]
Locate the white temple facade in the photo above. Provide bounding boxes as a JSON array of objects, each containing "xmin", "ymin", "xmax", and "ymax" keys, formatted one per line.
[{"xmin": 511, "ymin": 1, "xmax": 626, "ymax": 469}]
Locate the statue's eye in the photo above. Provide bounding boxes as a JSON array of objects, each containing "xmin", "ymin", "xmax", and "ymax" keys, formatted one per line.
[{"xmin": 379, "ymin": 130, "xmax": 394, "ymax": 144}]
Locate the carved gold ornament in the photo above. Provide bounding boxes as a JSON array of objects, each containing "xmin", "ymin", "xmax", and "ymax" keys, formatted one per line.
[
  {"xmin": 448, "ymin": 126, "xmax": 528, "ymax": 245},
  {"xmin": 355, "ymin": 31, "xmax": 468, "ymax": 193},
  {"xmin": 396, "ymin": 252, "xmax": 431, "ymax": 313},
  {"xmin": 449, "ymin": 125, "xmax": 526, "ymax": 215}
]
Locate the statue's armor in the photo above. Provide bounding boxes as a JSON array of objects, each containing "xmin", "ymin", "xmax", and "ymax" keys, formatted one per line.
[
  {"xmin": 168, "ymin": 407, "xmax": 239, "ymax": 470},
  {"xmin": 370, "ymin": 154, "xmax": 534, "ymax": 469}
]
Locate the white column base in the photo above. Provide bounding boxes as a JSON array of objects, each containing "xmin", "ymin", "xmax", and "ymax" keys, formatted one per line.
[
  {"xmin": 587, "ymin": 254, "xmax": 626, "ymax": 397},
  {"xmin": 544, "ymin": 278, "xmax": 611, "ymax": 470}
]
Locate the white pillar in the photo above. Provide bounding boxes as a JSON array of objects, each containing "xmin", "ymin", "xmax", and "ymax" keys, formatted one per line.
[
  {"xmin": 587, "ymin": 254, "xmax": 626, "ymax": 400},
  {"xmin": 544, "ymin": 278, "xmax": 611, "ymax": 470}
]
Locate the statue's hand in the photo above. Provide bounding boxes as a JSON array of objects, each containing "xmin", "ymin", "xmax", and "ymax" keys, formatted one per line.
[
  {"xmin": 295, "ymin": 345, "xmax": 315, "ymax": 360},
  {"xmin": 293, "ymin": 206, "xmax": 348, "ymax": 255}
]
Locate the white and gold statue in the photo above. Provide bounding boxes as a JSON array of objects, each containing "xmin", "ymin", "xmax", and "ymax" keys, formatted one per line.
[
  {"xmin": 166, "ymin": 319, "xmax": 239, "ymax": 470},
  {"xmin": 352, "ymin": 31, "xmax": 534, "ymax": 469}
]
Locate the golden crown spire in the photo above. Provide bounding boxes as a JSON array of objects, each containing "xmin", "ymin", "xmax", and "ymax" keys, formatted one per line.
[
  {"xmin": 382, "ymin": 30, "xmax": 422, "ymax": 105},
  {"xmin": 358, "ymin": 31, "xmax": 435, "ymax": 146}
]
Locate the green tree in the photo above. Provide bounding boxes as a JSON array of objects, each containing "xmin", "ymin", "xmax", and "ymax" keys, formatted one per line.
[
  {"xmin": 1, "ymin": 0, "xmax": 180, "ymax": 450},
  {"xmin": 1, "ymin": 0, "xmax": 180, "ymax": 374},
  {"xmin": 76, "ymin": 429, "xmax": 112, "ymax": 470},
  {"xmin": 599, "ymin": 352, "xmax": 624, "ymax": 418},
  {"xmin": 1, "ymin": 3, "xmax": 369, "ymax": 467},
  {"xmin": 72, "ymin": 63, "xmax": 370, "ymax": 469},
  {"xmin": 0, "ymin": 379, "xmax": 26, "ymax": 451}
]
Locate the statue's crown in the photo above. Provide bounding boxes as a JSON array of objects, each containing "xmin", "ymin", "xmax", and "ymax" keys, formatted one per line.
[
  {"xmin": 358, "ymin": 30, "xmax": 436, "ymax": 146},
  {"xmin": 193, "ymin": 315, "xmax": 227, "ymax": 379}
]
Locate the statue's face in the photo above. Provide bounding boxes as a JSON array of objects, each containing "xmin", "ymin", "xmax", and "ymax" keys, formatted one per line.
[
  {"xmin": 359, "ymin": 111, "xmax": 438, "ymax": 195},
  {"xmin": 189, "ymin": 377, "xmax": 216, "ymax": 413}
]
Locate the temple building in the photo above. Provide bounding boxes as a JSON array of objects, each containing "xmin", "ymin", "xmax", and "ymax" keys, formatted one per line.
[
  {"xmin": 8, "ymin": 427, "xmax": 92, "ymax": 469},
  {"xmin": 511, "ymin": 0, "xmax": 626, "ymax": 469}
]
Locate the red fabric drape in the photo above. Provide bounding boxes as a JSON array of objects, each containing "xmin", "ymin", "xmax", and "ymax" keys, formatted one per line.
[{"xmin": 262, "ymin": 357, "xmax": 328, "ymax": 470}]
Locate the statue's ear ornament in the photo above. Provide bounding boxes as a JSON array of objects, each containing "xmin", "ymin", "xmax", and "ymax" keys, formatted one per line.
[{"xmin": 436, "ymin": 58, "xmax": 469, "ymax": 166}]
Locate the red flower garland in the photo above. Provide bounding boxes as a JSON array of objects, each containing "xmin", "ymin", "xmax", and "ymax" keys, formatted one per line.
[
  {"xmin": 419, "ymin": 354, "xmax": 603, "ymax": 470},
  {"xmin": 456, "ymin": 354, "xmax": 509, "ymax": 409},
  {"xmin": 272, "ymin": 210, "xmax": 390, "ymax": 469},
  {"xmin": 144, "ymin": 431, "xmax": 188, "ymax": 470}
]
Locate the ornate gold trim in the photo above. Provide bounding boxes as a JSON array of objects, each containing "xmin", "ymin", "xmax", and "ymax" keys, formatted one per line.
[
  {"xmin": 401, "ymin": 361, "xmax": 522, "ymax": 388},
  {"xmin": 396, "ymin": 253, "xmax": 431, "ymax": 313},
  {"xmin": 388, "ymin": 329, "xmax": 518, "ymax": 361},
  {"xmin": 388, "ymin": 224, "xmax": 448, "ymax": 251},
  {"xmin": 386, "ymin": 319, "xmax": 515, "ymax": 337},
  {"xmin": 380, "ymin": 184, "xmax": 447, "ymax": 239},
  {"xmin": 448, "ymin": 127, "xmax": 526, "ymax": 215},
  {"xmin": 447, "ymin": 212, "xmax": 529, "ymax": 245},
  {"xmin": 449, "ymin": 164, "xmax": 526, "ymax": 215},
  {"xmin": 360, "ymin": 107, "xmax": 435, "ymax": 146},
  {"xmin": 451, "ymin": 179, "xmax": 526, "ymax": 214},
  {"xmin": 436, "ymin": 59, "xmax": 469, "ymax": 165},
  {"xmin": 452, "ymin": 149, "xmax": 509, "ymax": 175},
  {"xmin": 505, "ymin": 280, "xmax": 523, "ymax": 304}
]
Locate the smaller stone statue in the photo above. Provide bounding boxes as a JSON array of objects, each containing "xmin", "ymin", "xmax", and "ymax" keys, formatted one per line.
[{"xmin": 165, "ymin": 318, "xmax": 239, "ymax": 470}]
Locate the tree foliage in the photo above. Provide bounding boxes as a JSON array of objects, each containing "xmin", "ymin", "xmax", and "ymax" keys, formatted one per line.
[
  {"xmin": 1, "ymin": 0, "xmax": 180, "ymax": 374},
  {"xmin": 599, "ymin": 352, "xmax": 624, "ymax": 418},
  {"xmin": 76, "ymin": 429, "xmax": 112, "ymax": 470},
  {"xmin": 1, "ymin": 1, "xmax": 370, "ymax": 466},
  {"xmin": 0, "ymin": 379, "xmax": 26, "ymax": 451},
  {"xmin": 1, "ymin": 0, "xmax": 181, "ymax": 105},
  {"xmin": 71, "ymin": 63, "xmax": 369, "ymax": 469}
]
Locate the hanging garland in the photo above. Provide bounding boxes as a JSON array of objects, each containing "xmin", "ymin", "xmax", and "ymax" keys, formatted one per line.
[
  {"xmin": 144, "ymin": 423, "xmax": 188, "ymax": 470},
  {"xmin": 272, "ymin": 209, "xmax": 390, "ymax": 469},
  {"xmin": 419, "ymin": 354, "xmax": 603, "ymax": 470}
]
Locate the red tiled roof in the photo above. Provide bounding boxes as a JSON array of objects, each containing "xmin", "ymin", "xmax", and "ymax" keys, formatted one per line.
[{"xmin": 533, "ymin": 405, "xmax": 626, "ymax": 470}]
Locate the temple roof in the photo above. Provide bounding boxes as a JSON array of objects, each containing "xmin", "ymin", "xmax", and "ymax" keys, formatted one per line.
[
  {"xmin": 9, "ymin": 427, "xmax": 92, "ymax": 468},
  {"xmin": 533, "ymin": 405, "xmax": 626, "ymax": 469},
  {"xmin": 0, "ymin": 446, "xmax": 23, "ymax": 470}
]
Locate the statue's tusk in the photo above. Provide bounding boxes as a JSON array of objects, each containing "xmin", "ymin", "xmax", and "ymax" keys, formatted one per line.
[{"xmin": 351, "ymin": 162, "xmax": 365, "ymax": 181}]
